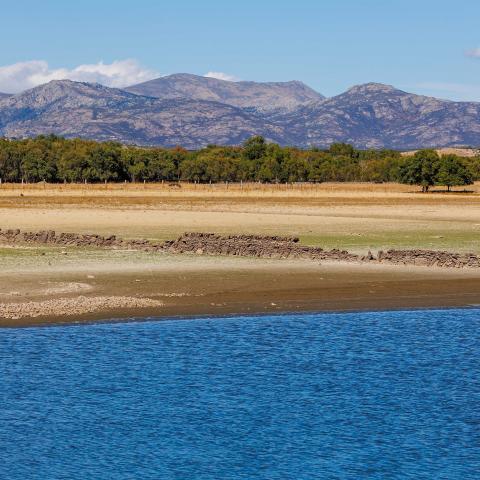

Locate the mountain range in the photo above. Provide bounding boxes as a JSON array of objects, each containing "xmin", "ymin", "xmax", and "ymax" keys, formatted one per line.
[
  {"xmin": 0, "ymin": 73, "xmax": 479, "ymax": 149},
  {"xmin": 125, "ymin": 73, "xmax": 324, "ymax": 112}
]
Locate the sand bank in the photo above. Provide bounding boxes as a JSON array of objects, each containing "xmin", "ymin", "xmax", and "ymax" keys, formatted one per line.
[{"xmin": 2, "ymin": 254, "xmax": 480, "ymax": 327}]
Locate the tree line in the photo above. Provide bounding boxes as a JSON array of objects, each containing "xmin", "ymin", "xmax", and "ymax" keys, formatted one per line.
[{"xmin": 0, "ymin": 135, "xmax": 478, "ymax": 190}]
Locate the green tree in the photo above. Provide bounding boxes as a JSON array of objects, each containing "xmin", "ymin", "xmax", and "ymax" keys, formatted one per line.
[
  {"xmin": 21, "ymin": 149, "xmax": 57, "ymax": 182},
  {"xmin": 256, "ymin": 144, "xmax": 286, "ymax": 182},
  {"xmin": 147, "ymin": 150, "xmax": 177, "ymax": 181},
  {"xmin": 129, "ymin": 160, "xmax": 148, "ymax": 182},
  {"xmin": 282, "ymin": 151, "xmax": 309, "ymax": 182},
  {"xmin": 460, "ymin": 156, "xmax": 480, "ymax": 182},
  {"xmin": 329, "ymin": 143, "xmax": 358, "ymax": 158},
  {"xmin": 57, "ymin": 140, "xmax": 90, "ymax": 182},
  {"xmin": 179, "ymin": 156, "xmax": 207, "ymax": 182},
  {"xmin": 1, "ymin": 134, "xmax": 478, "ymax": 187},
  {"xmin": 399, "ymin": 149, "xmax": 440, "ymax": 192},
  {"xmin": 436, "ymin": 154, "xmax": 473, "ymax": 191},
  {"xmin": 0, "ymin": 139, "xmax": 22, "ymax": 182},
  {"xmin": 243, "ymin": 136, "xmax": 267, "ymax": 161}
]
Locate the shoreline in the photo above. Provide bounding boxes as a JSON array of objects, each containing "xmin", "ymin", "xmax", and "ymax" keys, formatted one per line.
[
  {"xmin": 7, "ymin": 304, "xmax": 480, "ymax": 330},
  {"xmin": 3, "ymin": 258, "xmax": 480, "ymax": 327}
]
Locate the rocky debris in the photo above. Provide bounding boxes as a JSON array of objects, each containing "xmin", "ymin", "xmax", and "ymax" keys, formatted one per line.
[
  {"xmin": 377, "ymin": 249, "xmax": 480, "ymax": 268},
  {"xmin": 0, "ymin": 228, "xmax": 161, "ymax": 251},
  {"xmin": 361, "ymin": 250, "xmax": 375, "ymax": 261},
  {"xmin": 0, "ymin": 228, "xmax": 359, "ymax": 262},
  {"xmin": 0, "ymin": 296, "xmax": 164, "ymax": 320},
  {"xmin": 1, "ymin": 228, "xmax": 480, "ymax": 269},
  {"xmin": 164, "ymin": 232, "xmax": 361, "ymax": 262}
]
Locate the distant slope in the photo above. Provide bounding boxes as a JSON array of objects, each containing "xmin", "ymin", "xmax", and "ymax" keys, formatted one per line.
[
  {"xmin": 125, "ymin": 73, "xmax": 324, "ymax": 112},
  {"xmin": 272, "ymin": 83, "xmax": 480, "ymax": 149},
  {"xmin": 0, "ymin": 92, "xmax": 11, "ymax": 99},
  {"xmin": 0, "ymin": 80, "xmax": 289, "ymax": 148},
  {"xmin": 1, "ymin": 79, "xmax": 480, "ymax": 149}
]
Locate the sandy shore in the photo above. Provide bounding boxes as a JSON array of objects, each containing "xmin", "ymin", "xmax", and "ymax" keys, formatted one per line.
[{"xmin": 2, "ymin": 251, "xmax": 480, "ymax": 327}]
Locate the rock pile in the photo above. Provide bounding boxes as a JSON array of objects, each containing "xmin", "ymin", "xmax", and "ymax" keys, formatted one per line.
[
  {"xmin": 0, "ymin": 228, "xmax": 161, "ymax": 250},
  {"xmin": 1, "ymin": 228, "xmax": 480, "ymax": 269},
  {"xmin": 377, "ymin": 249, "xmax": 480, "ymax": 268},
  {"xmin": 163, "ymin": 232, "xmax": 362, "ymax": 262}
]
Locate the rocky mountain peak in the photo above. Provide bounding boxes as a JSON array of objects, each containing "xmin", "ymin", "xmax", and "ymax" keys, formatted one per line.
[
  {"xmin": 345, "ymin": 82, "xmax": 402, "ymax": 96},
  {"xmin": 125, "ymin": 74, "xmax": 324, "ymax": 112},
  {"xmin": 0, "ymin": 79, "xmax": 143, "ymax": 111},
  {"xmin": 0, "ymin": 76, "xmax": 479, "ymax": 150}
]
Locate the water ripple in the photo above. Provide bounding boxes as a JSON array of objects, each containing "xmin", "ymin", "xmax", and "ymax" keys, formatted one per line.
[{"xmin": 1, "ymin": 309, "xmax": 480, "ymax": 479}]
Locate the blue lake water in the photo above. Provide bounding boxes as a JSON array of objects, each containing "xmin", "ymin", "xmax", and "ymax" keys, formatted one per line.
[{"xmin": 1, "ymin": 309, "xmax": 480, "ymax": 479}]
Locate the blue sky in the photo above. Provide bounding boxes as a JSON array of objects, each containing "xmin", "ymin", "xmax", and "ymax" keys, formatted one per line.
[{"xmin": 1, "ymin": 0, "xmax": 479, "ymax": 100}]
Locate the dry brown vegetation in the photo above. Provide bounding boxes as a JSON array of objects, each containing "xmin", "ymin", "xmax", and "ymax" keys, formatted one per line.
[
  {"xmin": 1, "ymin": 182, "xmax": 480, "ymax": 253},
  {"xmin": 402, "ymin": 147, "xmax": 480, "ymax": 158}
]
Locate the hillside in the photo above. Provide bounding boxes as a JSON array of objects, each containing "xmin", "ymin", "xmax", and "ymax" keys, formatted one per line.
[
  {"xmin": 271, "ymin": 83, "xmax": 480, "ymax": 149},
  {"xmin": 0, "ymin": 80, "xmax": 288, "ymax": 147},
  {"xmin": 0, "ymin": 78, "xmax": 479, "ymax": 149},
  {"xmin": 125, "ymin": 73, "xmax": 324, "ymax": 112}
]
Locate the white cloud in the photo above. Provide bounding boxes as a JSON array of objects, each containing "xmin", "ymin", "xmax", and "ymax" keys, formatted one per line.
[
  {"xmin": 0, "ymin": 59, "xmax": 160, "ymax": 93},
  {"xmin": 204, "ymin": 71, "xmax": 239, "ymax": 82},
  {"xmin": 466, "ymin": 48, "xmax": 480, "ymax": 58}
]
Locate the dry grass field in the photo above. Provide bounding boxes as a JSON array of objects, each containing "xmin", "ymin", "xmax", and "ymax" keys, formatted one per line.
[
  {"xmin": 1, "ymin": 181, "xmax": 480, "ymax": 253},
  {"xmin": 402, "ymin": 147, "xmax": 480, "ymax": 157}
]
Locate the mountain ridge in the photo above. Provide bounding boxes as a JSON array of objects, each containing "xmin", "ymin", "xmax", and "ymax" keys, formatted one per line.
[
  {"xmin": 0, "ymin": 77, "xmax": 479, "ymax": 149},
  {"xmin": 125, "ymin": 73, "xmax": 325, "ymax": 112},
  {"xmin": 274, "ymin": 83, "xmax": 480, "ymax": 149},
  {"xmin": 0, "ymin": 79, "xmax": 290, "ymax": 147}
]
